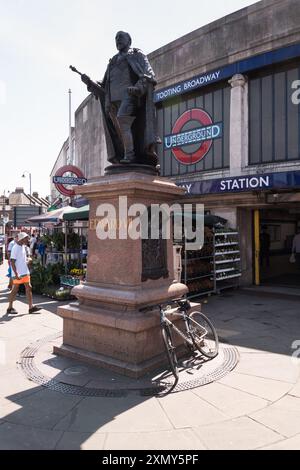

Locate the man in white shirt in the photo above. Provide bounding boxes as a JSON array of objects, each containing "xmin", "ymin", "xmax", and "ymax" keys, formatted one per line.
[
  {"xmin": 6, "ymin": 232, "xmax": 41, "ymax": 315},
  {"xmin": 292, "ymin": 229, "xmax": 300, "ymax": 269}
]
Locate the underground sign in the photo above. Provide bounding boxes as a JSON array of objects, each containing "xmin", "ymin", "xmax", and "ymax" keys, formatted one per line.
[
  {"xmin": 53, "ymin": 165, "xmax": 87, "ymax": 197},
  {"xmin": 164, "ymin": 108, "xmax": 223, "ymax": 165}
]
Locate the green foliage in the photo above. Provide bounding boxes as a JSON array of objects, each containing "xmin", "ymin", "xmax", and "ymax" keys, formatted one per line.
[
  {"xmin": 41, "ymin": 231, "xmax": 81, "ymax": 251},
  {"xmin": 41, "ymin": 234, "xmax": 52, "ymax": 247},
  {"xmin": 52, "ymin": 232, "xmax": 65, "ymax": 251},
  {"xmin": 30, "ymin": 260, "xmax": 65, "ymax": 294},
  {"xmin": 67, "ymin": 232, "xmax": 80, "ymax": 250}
]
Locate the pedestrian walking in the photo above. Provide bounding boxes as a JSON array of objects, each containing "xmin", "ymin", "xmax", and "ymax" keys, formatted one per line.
[
  {"xmin": 29, "ymin": 232, "xmax": 37, "ymax": 256},
  {"xmin": 6, "ymin": 232, "xmax": 41, "ymax": 315}
]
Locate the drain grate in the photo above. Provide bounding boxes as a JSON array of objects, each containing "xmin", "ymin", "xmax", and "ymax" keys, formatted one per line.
[{"xmin": 19, "ymin": 332, "xmax": 239, "ymax": 397}]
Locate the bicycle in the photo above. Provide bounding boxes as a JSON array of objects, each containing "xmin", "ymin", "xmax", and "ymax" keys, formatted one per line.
[{"xmin": 143, "ymin": 299, "xmax": 219, "ymax": 382}]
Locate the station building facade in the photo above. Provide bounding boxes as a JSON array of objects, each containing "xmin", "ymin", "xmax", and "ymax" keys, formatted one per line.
[
  {"xmin": 58, "ymin": 0, "xmax": 300, "ymax": 288},
  {"xmin": 148, "ymin": 0, "xmax": 300, "ymax": 287}
]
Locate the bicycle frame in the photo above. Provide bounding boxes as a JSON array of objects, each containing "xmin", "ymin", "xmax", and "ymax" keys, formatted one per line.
[
  {"xmin": 140, "ymin": 300, "xmax": 217, "ymax": 383},
  {"xmin": 160, "ymin": 306, "xmax": 207, "ymax": 348}
]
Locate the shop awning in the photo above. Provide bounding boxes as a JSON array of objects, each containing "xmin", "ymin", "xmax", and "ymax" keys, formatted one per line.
[
  {"xmin": 63, "ymin": 204, "xmax": 90, "ymax": 221},
  {"xmin": 26, "ymin": 206, "xmax": 77, "ymax": 224},
  {"xmin": 61, "ymin": 207, "xmax": 227, "ymax": 225}
]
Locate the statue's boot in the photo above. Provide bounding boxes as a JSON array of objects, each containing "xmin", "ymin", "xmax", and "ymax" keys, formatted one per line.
[{"xmin": 118, "ymin": 116, "xmax": 136, "ymax": 163}]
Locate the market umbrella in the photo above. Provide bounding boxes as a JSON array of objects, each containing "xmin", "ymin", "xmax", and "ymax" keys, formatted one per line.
[
  {"xmin": 63, "ymin": 205, "xmax": 89, "ymax": 221},
  {"xmin": 26, "ymin": 206, "xmax": 77, "ymax": 224}
]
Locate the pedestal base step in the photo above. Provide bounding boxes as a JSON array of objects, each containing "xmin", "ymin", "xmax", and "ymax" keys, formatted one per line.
[{"xmin": 54, "ymin": 343, "xmax": 169, "ymax": 379}]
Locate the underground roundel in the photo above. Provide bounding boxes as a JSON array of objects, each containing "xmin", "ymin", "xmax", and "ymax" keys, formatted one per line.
[
  {"xmin": 53, "ymin": 165, "xmax": 87, "ymax": 197},
  {"xmin": 164, "ymin": 108, "xmax": 223, "ymax": 165}
]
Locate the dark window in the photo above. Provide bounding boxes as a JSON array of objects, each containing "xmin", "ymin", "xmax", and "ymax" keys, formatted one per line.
[{"xmin": 249, "ymin": 62, "xmax": 300, "ymax": 165}]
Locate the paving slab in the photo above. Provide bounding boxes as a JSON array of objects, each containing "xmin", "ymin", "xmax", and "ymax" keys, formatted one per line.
[
  {"xmin": 234, "ymin": 352, "xmax": 299, "ymax": 383},
  {"xmin": 158, "ymin": 390, "xmax": 227, "ymax": 428},
  {"xmin": 192, "ymin": 382, "xmax": 269, "ymax": 418},
  {"xmin": 289, "ymin": 380, "xmax": 300, "ymax": 398},
  {"xmin": 250, "ymin": 395, "xmax": 300, "ymax": 438},
  {"xmin": 0, "ymin": 422, "xmax": 63, "ymax": 450},
  {"xmin": 104, "ymin": 428, "xmax": 206, "ymax": 450},
  {"xmin": 1, "ymin": 369, "xmax": 43, "ymax": 402},
  {"xmin": 193, "ymin": 417, "xmax": 281, "ymax": 450},
  {"xmin": 55, "ymin": 431, "xmax": 106, "ymax": 450},
  {"xmin": 219, "ymin": 372, "xmax": 292, "ymax": 401},
  {"xmin": 54, "ymin": 394, "xmax": 173, "ymax": 434},
  {"xmin": 1, "ymin": 388, "xmax": 84, "ymax": 430},
  {"xmin": 260, "ymin": 433, "xmax": 300, "ymax": 450}
]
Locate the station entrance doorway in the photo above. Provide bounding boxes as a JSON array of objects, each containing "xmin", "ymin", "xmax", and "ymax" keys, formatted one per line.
[{"xmin": 255, "ymin": 206, "xmax": 300, "ymax": 287}]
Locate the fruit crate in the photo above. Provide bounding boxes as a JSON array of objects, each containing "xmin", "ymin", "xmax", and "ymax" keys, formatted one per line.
[{"xmin": 59, "ymin": 275, "xmax": 81, "ymax": 287}]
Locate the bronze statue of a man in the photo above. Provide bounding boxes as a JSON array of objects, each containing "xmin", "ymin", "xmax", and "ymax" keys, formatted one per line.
[{"xmin": 81, "ymin": 31, "xmax": 158, "ymax": 169}]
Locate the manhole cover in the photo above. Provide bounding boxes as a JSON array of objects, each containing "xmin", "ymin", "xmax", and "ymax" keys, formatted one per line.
[{"xmin": 64, "ymin": 366, "xmax": 88, "ymax": 376}]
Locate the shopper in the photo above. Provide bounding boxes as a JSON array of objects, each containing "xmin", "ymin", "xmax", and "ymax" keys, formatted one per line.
[
  {"xmin": 29, "ymin": 231, "xmax": 37, "ymax": 256},
  {"xmin": 292, "ymin": 229, "xmax": 300, "ymax": 270},
  {"xmin": 6, "ymin": 232, "xmax": 41, "ymax": 315},
  {"xmin": 37, "ymin": 238, "xmax": 46, "ymax": 265}
]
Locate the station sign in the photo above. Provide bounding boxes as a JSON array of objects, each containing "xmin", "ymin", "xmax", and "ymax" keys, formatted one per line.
[{"xmin": 177, "ymin": 171, "xmax": 300, "ymax": 195}]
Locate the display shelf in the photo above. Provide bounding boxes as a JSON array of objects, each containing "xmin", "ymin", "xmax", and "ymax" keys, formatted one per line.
[
  {"xmin": 215, "ymin": 267, "xmax": 236, "ymax": 274},
  {"xmin": 216, "ymin": 273, "xmax": 242, "ymax": 281},
  {"xmin": 178, "ymin": 226, "xmax": 241, "ymax": 298},
  {"xmin": 215, "ymin": 250, "xmax": 240, "ymax": 256},
  {"xmin": 185, "ymin": 273, "xmax": 213, "ymax": 281},
  {"xmin": 215, "ymin": 242, "xmax": 239, "ymax": 247},
  {"xmin": 215, "ymin": 232, "xmax": 239, "ymax": 236},
  {"xmin": 214, "ymin": 258, "xmax": 240, "ymax": 264}
]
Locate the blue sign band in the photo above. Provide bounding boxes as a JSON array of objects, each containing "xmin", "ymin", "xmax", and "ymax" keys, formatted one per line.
[
  {"xmin": 53, "ymin": 176, "xmax": 87, "ymax": 185},
  {"xmin": 164, "ymin": 123, "xmax": 222, "ymax": 149},
  {"xmin": 177, "ymin": 171, "xmax": 300, "ymax": 195},
  {"xmin": 154, "ymin": 42, "xmax": 300, "ymax": 103}
]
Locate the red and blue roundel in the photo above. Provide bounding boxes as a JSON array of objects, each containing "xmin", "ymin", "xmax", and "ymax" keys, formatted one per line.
[
  {"xmin": 53, "ymin": 165, "xmax": 87, "ymax": 197},
  {"xmin": 164, "ymin": 108, "xmax": 222, "ymax": 165}
]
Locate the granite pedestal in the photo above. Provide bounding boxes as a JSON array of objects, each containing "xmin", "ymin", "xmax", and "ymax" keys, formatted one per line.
[{"xmin": 54, "ymin": 172, "xmax": 188, "ymax": 377}]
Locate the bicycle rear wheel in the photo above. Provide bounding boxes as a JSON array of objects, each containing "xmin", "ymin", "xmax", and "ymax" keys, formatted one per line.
[
  {"xmin": 161, "ymin": 324, "xmax": 179, "ymax": 379},
  {"xmin": 188, "ymin": 311, "xmax": 219, "ymax": 359}
]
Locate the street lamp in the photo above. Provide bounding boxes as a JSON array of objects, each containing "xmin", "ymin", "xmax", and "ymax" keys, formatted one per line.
[{"xmin": 22, "ymin": 171, "xmax": 32, "ymax": 204}]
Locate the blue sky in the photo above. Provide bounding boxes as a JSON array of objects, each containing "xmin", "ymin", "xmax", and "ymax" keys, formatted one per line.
[{"xmin": 0, "ymin": 0, "xmax": 259, "ymax": 198}]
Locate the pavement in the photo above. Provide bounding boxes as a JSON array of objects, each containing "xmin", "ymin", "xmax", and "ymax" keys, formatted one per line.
[{"xmin": 1, "ymin": 260, "xmax": 300, "ymax": 450}]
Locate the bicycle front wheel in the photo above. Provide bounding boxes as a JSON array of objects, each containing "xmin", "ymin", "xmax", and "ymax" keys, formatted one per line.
[
  {"xmin": 161, "ymin": 324, "xmax": 179, "ymax": 379},
  {"xmin": 188, "ymin": 311, "xmax": 219, "ymax": 359}
]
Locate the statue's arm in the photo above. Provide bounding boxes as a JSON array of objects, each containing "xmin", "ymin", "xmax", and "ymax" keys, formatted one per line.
[
  {"xmin": 81, "ymin": 74, "xmax": 105, "ymax": 100},
  {"xmin": 128, "ymin": 51, "xmax": 156, "ymax": 97}
]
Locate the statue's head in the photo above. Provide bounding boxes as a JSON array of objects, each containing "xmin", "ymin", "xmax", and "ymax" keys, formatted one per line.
[{"xmin": 115, "ymin": 31, "xmax": 132, "ymax": 52}]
